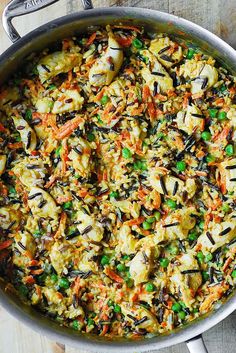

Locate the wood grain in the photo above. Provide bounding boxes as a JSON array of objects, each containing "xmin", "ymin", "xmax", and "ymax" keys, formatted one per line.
[{"xmin": 0, "ymin": 1, "xmax": 235, "ymax": 353}]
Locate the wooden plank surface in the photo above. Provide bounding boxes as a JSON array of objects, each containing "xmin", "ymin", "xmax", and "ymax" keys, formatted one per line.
[{"xmin": 0, "ymin": 1, "xmax": 235, "ymax": 353}]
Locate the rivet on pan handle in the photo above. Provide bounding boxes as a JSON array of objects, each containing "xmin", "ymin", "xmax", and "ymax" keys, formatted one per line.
[
  {"xmin": 2, "ymin": 0, "xmax": 60, "ymax": 43},
  {"xmin": 2, "ymin": 0, "xmax": 94, "ymax": 43},
  {"xmin": 186, "ymin": 334, "xmax": 209, "ymax": 353}
]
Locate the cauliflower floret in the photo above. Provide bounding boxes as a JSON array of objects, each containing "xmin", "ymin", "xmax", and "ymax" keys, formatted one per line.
[
  {"xmin": 37, "ymin": 51, "xmax": 82, "ymax": 83},
  {"xmin": 129, "ymin": 249, "xmax": 152, "ymax": 285},
  {"xmin": 64, "ymin": 305, "xmax": 85, "ymax": 319},
  {"xmin": 77, "ymin": 210, "xmax": 104, "ymax": 242},
  {"xmin": 0, "ymin": 206, "xmax": 21, "ymax": 230},
  {"xmin": 115, "ymin": 225, "xmax": 137, "ymax": 255},
  {"xmin": 28, "ymin": 186, "xmax": 60, "ymax": 221},
  {"xmin": 149, "ymin": 36, "xmax": 183, "ymax": 68},
  {"xmin": 140, "ymin": 49, "xmax": 173, "ymax": 93},
  {"xmin": 0, "ymin": 155, "xmax": 6, "ymax": 175},
  {"xmin": 35, "ymin": 97, "xmax": 54, "ymax": 113},
  {"xmin": 170, "ymin": 253, "xmax": 202, "ymax": 308},
  {"xmin": 12, "ymin": 116, "xmax": 37, "ymax": 153},
  {"xmin": 89, "ymin": 31, "xmax": 123, "ymax": 86},
  {"xmin": 176, "ymin": 104, "xmax": 204, "ymax": 135}
]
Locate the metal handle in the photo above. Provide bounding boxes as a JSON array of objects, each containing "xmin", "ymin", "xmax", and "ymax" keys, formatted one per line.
[
  {"xmin": 186, "ymin": 335, "xmax": 209, "ymax": 353},
  {"xmin": 2, "ymin": 0, "xmax": 94, "ymax": 43}
]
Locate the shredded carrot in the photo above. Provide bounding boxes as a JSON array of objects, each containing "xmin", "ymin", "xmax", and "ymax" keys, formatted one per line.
[
  {"xmin": 116, "ymin": 36, "xmax": 132, "ymax": 47},
  {"xmin": 54, "ymin": 212, "xmax": 67, "ymax": 239},
  {"xmin": 125, "ymin": 216, "xmax": 145, "ymax": 226},
  {"xmin": 113, "ymin": 25, "xmax": 141, "ymax": 33},
  {"xmin": 8, "ymin": 142, "xmax": 23, "ymax": 149},
  {"xmin": 86, "ymin": 32, "xmax": 96, "ymax": 46},
  {"xmin": 23, "ymin": 275, "xmax": 35, "ymax": 285},
  {"xmin": 55, "ymin": 116, "xmax": 84, "ymax": 140},
  {"xmin": 0, "ymin": 239, "xmax": 12, "ymax": 251},
  {"xmin": 104, "ymin": 268, "xmax": 124, "ymax": 283},
  {"xmin": 44, "ymin": 174, "xmax": 58, "ymax": 189},
  {"xmin": 56, "ymin": 195, "xmax": 72, "ymax": 204},
  {"xmin": 0, "ymin": 123, "xmax": 7, "ymax": 132}
]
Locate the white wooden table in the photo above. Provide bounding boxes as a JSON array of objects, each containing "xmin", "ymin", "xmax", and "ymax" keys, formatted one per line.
[{"xmin": 0, "ymin": 1, "xmax": 235, "ymax": 353}]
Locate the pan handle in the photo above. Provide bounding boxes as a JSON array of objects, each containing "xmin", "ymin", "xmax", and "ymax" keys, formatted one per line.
[
  {"xmin": 186, "ymin": 335, "xmax": 209, "ymax": 353},
  {"xmin": 2, "ymin": 0, "xmax": 94, "ymax": 43}
]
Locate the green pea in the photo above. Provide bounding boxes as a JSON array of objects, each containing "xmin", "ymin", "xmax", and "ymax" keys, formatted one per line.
[
  {"xmin": 59, "ymin": 277, "xmax": 70, "ymax": 289},
  {"xmin": 114, "ymin": 304, "xmax": 121, "ymax": 313},
  {"xmin": 168, "ymin": 245, "xmax": 179, "ymax": 255},
  {"xmin": 8, "ymin": 186, "xmax": 16, "ymax": 195},
  {"xmin": 51, "ymin": 274, "xmax": 58, "ymax": 283},
  {"xmin": 25, "ymin": 109, "xmax": 32, "ymax": 121},
  {"xmin": 15, "ymin": 134, "xmax": 21, "ymax": 142},
  {"xmin": 172, "ymin": 302, "xmax": 182, "ymax": 313},
  {"xmin": 206, "ymin": 154, "xmax": 215, "ymax": 163},
  {"xmin": 116, "ymin": 263, "xmax": 126, "ymax": 272},
  {"xmin": 225, "ymin": 144, "xmax": 234, "ymax": 156},
  {"xmin": 87, "ymin": 132, "xmax": 95, "ymax": 142},
  {"xmin": 208, "ymin": 108, "xmax": 218, "ymax": 118},
  {"xmin": 146, "ymin": 217, "xmax": 156, "ymax": 224},
  {"xmin": 222, "ymin": 203, "xmax": 230, "ymax": 213},
  {"xmin": 97, "ymin": 114, "xmax": 103, "ymax": 124},
  {"xmin": 33, "ymin": 230, "xmax": 42, "ymax": 238},
  {"xmin": 48, "ymin": 84, "xmax": 57, "ymax": 90},
  {"xmin": 18, "ymin": 284, "xmax": 29, "ymax": 297},
  {"xmin": 142, "ymin": 221, "xmax": 152, "ymax": 230},
  {"xmin": 101, "ymin": 255, "xmax": 110, "ymax": 266},
  {"xmin": 193, "ymin": 308, "xmax": 199, "ymax": 314},
  {"xmin": 231, "ymin": 270, "xmax": 236, "ymax": 278},
  {"xmin": 188, "ymin": 231, "xmax": 198, "ymax": 242},
  {"xmin": 199, "ymin": 221, "xmax": 204, "ymax": 230},
  {"xmin": 178, "ymin": 311, "xmax": 186, "ymax": 320},
  {"xmin": 220, "ymin": 84, "xmax": 227, "ymax": 92},
  {"xmin": 205, "ymin": 253, "xmax": 213, "ymax": 262},
  {"xmin": 109, "ymin": 191, "xmax": 119, "ymax": 199},
  {"xmin": 166, "ymin": 199, "xmax": 177, "ymax": 209},
  {"xmin": 72, "ymin": 320, "xmax": 80, "ymax": 330},
  {"xmin": 87, "ymin": 318, "xmax": 95, "ymax": 326},
  {"xmin": 202, "ymin": 271, "xmax": 209, "ymax": 281},
  {"xmin": 101, "ymin": 95, "xmax": 109, "ymax": 105},
  {"xmin": 55, "ymin": 146, "xmax": 61, "ymax": 157},
  {"xmin": 201, "ymin": 131, "xmax": 211, "ymax": 141},
  {"xmin": 62, "ymin": 201, "xmax": 73, "ymax": 210},
  {"xmin": 145, "ymin": 282, "xmax": 155, "ymax": 292},
  {"xmin": 154, "ymin": 211, "xmax": 161, "ymax": 221},
  {"xmin": 122, "ymin": 147, "xmax": 132, "ymax": 159},
  {"xmin": 218, "ymin": 111, "xmax": 227, "ymax": 121},
  {"xmin": 197, "ymin": 251, "xmax": 205, "ymax": 263},
  {"xmin": 134, "ymin": 160, "xmax": 147, "ymax": 171},
  {"xmin": 126, "ymin": 278, "xmax": 134, "ymax": 288},
  {"xmin": 160, "ymin": 258, "xmax": 169, "ymax": 268},
  {"xmin": 186, "ymin": 48, "xmax": 195, "ymax": 59},
  {"xmin": 132, "ymin": 38, "xmax": 143, "ymax": 49},
  {"xmin": 176, "ymin": 161, "xmax": 186, "ymax": 172},
  {"xmin": 122, "ymin": 255, "xmax": 130, "ymax": 260}
]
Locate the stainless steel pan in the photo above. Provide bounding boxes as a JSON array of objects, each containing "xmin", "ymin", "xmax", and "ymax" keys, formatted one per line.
[{"xmin": 0, "ymin": 1, "xmax": 236, "ymax": 352}]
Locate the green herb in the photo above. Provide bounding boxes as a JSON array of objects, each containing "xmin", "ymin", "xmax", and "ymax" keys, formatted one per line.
[
  {"xmin": 122, "ymin": 147, "xmax": 132, "ymax": 159},
  {"xmin": 114, "ymin": 304, "xmax": 121, "ymax": 313},
  {"xmin": 62, "ymin": 201, "xmax": 73, "ymax": 210},
  {"xmin": 206, "ymin": 154, "xmax": 215, "ymax": 163},
  {"xmin": 109, "ymin": 191, "xmax": 119, "ymax": 199},
  {"xmin": 87, "ymin": 132, "xmax": 95, "ymax": 142},
  {"xmin": 172, "ymin": 302, "xmax": 182, "ymax": 312},
  {"xmin": 25, "ymin": 109, "xmax": 32, "ymax": 121},
  {"xmin": 197, "ymin": 251, "xmax": 205, "ymax": 263},
  {"xmin": 101, "ymin": 95, "xmax": 109, "ymax": 105}
]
